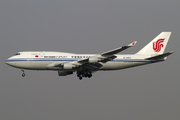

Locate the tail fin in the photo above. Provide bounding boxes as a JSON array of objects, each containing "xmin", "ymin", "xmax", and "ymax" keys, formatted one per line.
[{"xmin": 136, "ymin": 32, "xmax": 171, "ymax": 55}]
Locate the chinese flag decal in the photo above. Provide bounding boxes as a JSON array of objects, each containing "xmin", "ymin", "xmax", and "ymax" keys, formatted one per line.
[{"xmin": 132, "ymin": 42, "xmax": 135, "ymax": 45}]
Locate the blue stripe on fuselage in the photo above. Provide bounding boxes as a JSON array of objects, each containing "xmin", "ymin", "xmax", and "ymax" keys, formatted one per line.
[{"xmin": 5, "ymin": 58, "xmax": 163, "ymax": 63}]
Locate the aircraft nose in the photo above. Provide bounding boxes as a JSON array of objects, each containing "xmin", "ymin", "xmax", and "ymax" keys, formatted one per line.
[
  {"xmin": 5, "ymin": 59, "xmax": 11, "ymax": 65},
  {"xmin": 5, "ymin": 58, "xmax": 15, "ymax": 67}
]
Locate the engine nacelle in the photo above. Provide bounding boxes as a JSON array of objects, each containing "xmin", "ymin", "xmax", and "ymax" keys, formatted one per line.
[
  {"xmin": 58, "ymin": 71, "xmax": 73, "ymax": 76},
  {"xmin": 63, "ymin": 63, "xmax": 75, "ymax": 69},
  {"xmin": 88, "ymin": 57, "xmax": 99, "ymax": 63}
]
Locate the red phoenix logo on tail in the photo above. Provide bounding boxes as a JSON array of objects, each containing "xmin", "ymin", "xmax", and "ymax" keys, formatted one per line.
[{"xmin": 153, "ymin": 38, "xmax": 165, "ymax": 52}]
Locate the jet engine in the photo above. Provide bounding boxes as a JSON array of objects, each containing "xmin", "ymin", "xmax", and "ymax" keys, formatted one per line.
[
  {"xmin": 58, "ymin": 71, "xmax": 73, "ymax": 76},
  {"xmin": 88, "ymin": 57, "xmax": 100, "ymax": 63},
  {"xmin": 63, "ymin": 63, "xmax": 76, "ymax": 69}
]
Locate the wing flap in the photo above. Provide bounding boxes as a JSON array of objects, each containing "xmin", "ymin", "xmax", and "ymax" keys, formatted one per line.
[{"xmin": 83, "ymin": 63, "xmax": 103, "ymax": 71}]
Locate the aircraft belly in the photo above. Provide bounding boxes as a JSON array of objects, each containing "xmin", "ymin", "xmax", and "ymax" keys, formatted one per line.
[
  {"xmin": 13, "ymin": 61, "xmax": 58, "ymax": 70},
  {"xmin": 15, "ymin": 61, "xmax": 45, "ymax": 70},
  {"xmin": 27, "ymin": 61, "xmax": 65, "ymax": 70},
  {"xmin": 28, "ymin": 61, "xmax": 49, "ymax": 70},
  {"xmin": 7, "ymin": 61, "xmax": 29, "ymax": 69},
  {"xmin": 100, "ymin": 62, "xmax": 148, "ymax": 70}
]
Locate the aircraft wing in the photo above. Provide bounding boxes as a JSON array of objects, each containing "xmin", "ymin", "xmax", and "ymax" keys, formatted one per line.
[
  {"xmin": 78, "ymin": 41, "xmax": 137, "ymax": 63},
  {"xmin": 101, "ymin": 41, "xmax": 137, "ymax": 56},
  {"xmin": 53, "ymin": 41, "xmax": 136, "ymax": 71}
]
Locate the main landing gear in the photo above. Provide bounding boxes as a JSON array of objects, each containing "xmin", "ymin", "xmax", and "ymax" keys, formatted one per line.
[
  {"xmin": 21, "ymin": 70, "xmax": 25, "ymax": 77},
  {"xmin": 77, "ymin": 71, "xmax": 92, "ymax": 80}
]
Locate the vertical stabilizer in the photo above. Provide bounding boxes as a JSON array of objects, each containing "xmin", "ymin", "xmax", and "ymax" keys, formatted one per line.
[{"xmin": 136, "ymin": 32, "xmax": 171, "ymax": 55}]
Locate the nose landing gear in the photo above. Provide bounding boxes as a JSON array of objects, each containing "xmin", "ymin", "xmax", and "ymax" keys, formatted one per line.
[{"xmin": 21, "ymin": 70, "xmax": 25, "ymax": 77}]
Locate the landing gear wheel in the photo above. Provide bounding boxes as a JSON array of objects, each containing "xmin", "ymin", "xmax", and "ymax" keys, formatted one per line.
[
  {"xmin": 22, "ymin": 73, "xmax": 25, "ymax": 77},
  {"xmin": 88, "ymin": 74, "xmax": 92, "ymax": 78},
  {"xmin": 21, "ymin": 70, "xmax": 25, "ymax": 77},
  {"xmin": 79, "ymin": 77, "xmax": 82, "ymax": 80}
]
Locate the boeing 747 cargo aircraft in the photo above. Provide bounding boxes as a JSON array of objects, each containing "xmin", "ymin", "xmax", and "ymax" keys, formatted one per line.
[{"xmin": 5, "ymin": 32, "xmax": 173, "ymax": 80}]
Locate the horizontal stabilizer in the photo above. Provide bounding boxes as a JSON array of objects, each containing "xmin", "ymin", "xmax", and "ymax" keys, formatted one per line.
[{"xmin": 145, "ymin": 52, "xmax": 174, "ymax": 60}]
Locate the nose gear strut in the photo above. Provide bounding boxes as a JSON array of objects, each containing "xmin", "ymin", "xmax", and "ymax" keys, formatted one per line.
[{"xmin": 21, "ymin": 70, "xmax": 25, "ymax": 77}]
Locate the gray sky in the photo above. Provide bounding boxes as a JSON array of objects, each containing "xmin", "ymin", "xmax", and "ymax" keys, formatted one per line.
[{"xmin": 1, "ymin": 0, "xmax": 180, "ymax": 120}]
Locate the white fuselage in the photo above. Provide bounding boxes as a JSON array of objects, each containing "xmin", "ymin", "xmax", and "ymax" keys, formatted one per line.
[
  {"xmin": 5, "ymin": 32, "xmax": 172, "ymax": 79},
  {"xmin": 5, "ymin": 51, "xmax": 160, "ymax": 71}
]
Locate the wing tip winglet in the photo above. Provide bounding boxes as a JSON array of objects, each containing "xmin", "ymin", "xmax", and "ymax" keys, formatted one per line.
[{"xmin": 128, "ymin": 41, "xmax": 137, "ymax": 46}]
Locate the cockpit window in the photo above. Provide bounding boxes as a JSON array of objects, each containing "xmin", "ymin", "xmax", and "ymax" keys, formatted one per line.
[{"xmin": 15, "ymin": 53, "xmax": 20, "ymax": 55}]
